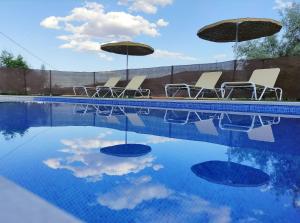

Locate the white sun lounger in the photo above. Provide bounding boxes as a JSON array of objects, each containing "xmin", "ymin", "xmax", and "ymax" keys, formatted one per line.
[
  {"xmin": 73, "ymin": 77, "xmax": 121, "ymax": 97},
  {"xmin": 111, "ymin": 75, "xmax": 150, "ymax": 98},
  {"xmin": 165, "ymin": 71, "xmax": 223, "ymax": 99},
  {"xmin": 221, "ymin": 68, "xmax": 282, "ymax": 100}
]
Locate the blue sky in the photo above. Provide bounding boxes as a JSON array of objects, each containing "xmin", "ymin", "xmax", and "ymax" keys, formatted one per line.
[{"xmin": 0, "ymin": 0, "xmax": 298, "ymax": 71}]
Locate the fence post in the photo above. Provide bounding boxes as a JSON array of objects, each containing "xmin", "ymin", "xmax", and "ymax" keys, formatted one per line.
[
  {"xmin": 49, "ymin": 70, "xmax": 52, "ymax": 96},
  {"xmin": 93, "ymin": 72, "xmax": 96, "ymax": 86},
  {"xmin": 171, "ymin": 66, "xmax": 174, "ymax": 84},
  {"xmin": 233, "ymin": 60, "xmax": 237, "ymax": 81},
  {"xmin": 23, "ymin": 69, "xmax": 27, "ymax": 95}
]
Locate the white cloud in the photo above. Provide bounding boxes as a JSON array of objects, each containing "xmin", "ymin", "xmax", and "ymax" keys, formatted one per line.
[
  {"xmin": 273, "ymin": 0, "xmax": 293, "ymax": 10},
  {"xmin": 98, "ymin": 53, "xmax": 114, "ymax": 61},
  {"xmin": 152, "ymin": 49, "xmax": 198, "ymax": 61},
  {"xmin": 213, "ymin": 54, "xmax": 228, "ymax": 61},
  {"xmin": 40, "ymin": 16, "xmax": 61, "ymax": 29},
  {"xmin": 156, "ymin": 18, "xmax": 169, "ymax": 27},
  {"xmin": 41, "ymin": 2, "xmax": 166, "ymax": 52},
  {"xmin": 119, "ymin": 0, "xmax": 173, "ymax": 14}
]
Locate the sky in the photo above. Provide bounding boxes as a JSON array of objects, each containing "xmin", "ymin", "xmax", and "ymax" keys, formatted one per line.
[{"xmin": 0, "ymin": 0, "xmax": 298, "ymax": 72}]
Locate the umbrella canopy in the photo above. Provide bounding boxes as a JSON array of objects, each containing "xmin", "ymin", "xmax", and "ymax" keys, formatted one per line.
[
  {"xmin": 100, "ymin": 144, "xmax": 151, "ymax": 157},
  {"xmin": 101, "ymin": 41, "xmax": 154, "ymax": 56},
  {"xmin": 197, "ymin": 18, "xmax": 282, "ymax": 43},
  {"xmin": 101, "ymin": 41, "xmax": 154, "ymax": 80},
  {"xmin": 191, "ymin": 160, "xmax": 270, "ymax": 187}
]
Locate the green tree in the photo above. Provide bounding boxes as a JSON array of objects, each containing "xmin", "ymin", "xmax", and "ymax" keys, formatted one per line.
[
  {"xmin": 0, "ymin": 50, "xmax": 29, "ymax": 69},
  {"xmin": 236, "ymin": 2, "xmax": 300, "ymax": 59}
]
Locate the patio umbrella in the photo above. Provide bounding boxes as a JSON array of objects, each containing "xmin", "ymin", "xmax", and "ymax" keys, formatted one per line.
[
  {"xmin": 197, "ymin": 18, "xmax": 282, "ymax": 75},
  {"xmin": 101, "ymin": 41, "xmax": 154, "ymax": 81},
  {"xmin": 191, "ymin": 160, "xmax": 270, "ymax": 187},
  {"xmin": 197, "ymin": 18, "xmax": 282, "ymax": 43}
]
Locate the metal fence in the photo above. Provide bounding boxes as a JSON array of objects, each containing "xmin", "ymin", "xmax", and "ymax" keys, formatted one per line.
[{"xmin": 0, "ymin": 56, "xmax": 299, "ymax": 99}]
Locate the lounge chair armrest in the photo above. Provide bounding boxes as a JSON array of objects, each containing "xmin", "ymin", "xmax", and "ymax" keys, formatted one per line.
[
  {"xmin": 83, "ymin": 86, "xmax": 96, "ymax": 90},
  {"xmin": 110, "ymin": 87, "xmax": 124, "ymax": 90},
  {"xmin": 165, "ymin": 83, "xmax": 189, "ymax": 87}
]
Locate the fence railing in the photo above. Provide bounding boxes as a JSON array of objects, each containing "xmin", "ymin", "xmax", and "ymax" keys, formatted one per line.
[{"xmin": 0, "ymin": 56, "xmax": 299, "ymax": 100}]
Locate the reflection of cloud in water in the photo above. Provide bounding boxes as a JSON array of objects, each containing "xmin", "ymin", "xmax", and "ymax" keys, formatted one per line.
[
  {"xmin": 98, "ymin": 176, "xmax": 231, "ymax": 223},
  {"xmin": 98, "ymin": 176, "xmax": 172, "ymax": 210},
  {"xmin": 44, "ymin": 154, "xmax": 158, "ymax": 182},
  {"xmin": 43, "ymin": 131, "xmax": 163, "ymax": 182},
  {"xmin": 145, "ymin": 136, "xmax": 177, "ymax": 144},
  {"xmin": 60, "ymin": 131, "xmax": 124, "ymax": 155}
]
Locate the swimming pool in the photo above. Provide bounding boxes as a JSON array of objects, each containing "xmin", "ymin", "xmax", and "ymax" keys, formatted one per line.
[{"xmin": 0, "ymin": 102, "xmax": 300, "ymax": 222}]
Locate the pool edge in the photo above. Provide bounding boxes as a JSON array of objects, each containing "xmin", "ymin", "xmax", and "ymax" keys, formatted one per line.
[{"xmin": 1, "ymin": 95, "xmax": 300, "ymax": 116}]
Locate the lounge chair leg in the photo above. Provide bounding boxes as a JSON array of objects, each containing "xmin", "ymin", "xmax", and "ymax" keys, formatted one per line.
[
  {"xmin": 214, "ymin": 89, "xmax": 220, "ymax": 99},
  {"xmin": 258, "ymin": 87, "xmax": 267, "ymax": 101},
  {"xmin": 92, "ymin": 89, "xmax": 99, "ymax": 97},
  {"xmin": 84, "ymin": 88, "xmax": 91, "ymax": 97},
  {"xmin": 279, "ymin": 88, "xmax": 283, "ymax": 101},
  {"xmin": 172, "ymin": 88, "xmax": 180, "ymax": 97},
  {"xmin": 201, "ymin": 90, "xmax": 205, "ymax": 98},
  {"xmin": 73, "ymin": 87, "xmax": 77, "ymax": 96},
  {"xmin": 226, "ymin": 88, "xmax": 234, "ymax": 99},
  {"xmin": 118, "ymin": 90, "xmax": 126, "ymax": 98},
  {"xmin": 275, "ymin": 88, "xmax": 283, "ymax": 101},
  {"xmin": 165, "ymin": 86, "xmax": 170, "ymax": 97},
  {"xmin": 194, "ymin": 88, "xmax": 203, "ymax": 99},
  {"xmin": 252, "ymin": 84, "xmax": 258, "ymax": 100},
  {"xmin": 187, "ymin": 87, "xmax": 191, "ymax": 98}
]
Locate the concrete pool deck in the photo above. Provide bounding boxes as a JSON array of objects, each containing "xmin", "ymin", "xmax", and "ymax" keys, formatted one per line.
[
  {"xmin": 1, "ymin": 95, "xmax": 300, "ymax": 116},
  {"xmin": 0, "ymin": 176, "xmax": 81, "ymax": 223}
]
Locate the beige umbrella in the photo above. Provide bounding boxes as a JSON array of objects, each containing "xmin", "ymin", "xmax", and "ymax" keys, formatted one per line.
[
  {"xmin": 197, "ymin": 18, "xmax": 282, "ymax": 43},
  {"xmin": 197, "ymin": 18, "xmax": 282, "ymax": 76},
  {"xmin": 101, "ymin": 41, "xmax": 154, "ymax": 80},
  {"xmin": 197, "ymin": 18, "xmax": 282, "ymax": 52}
]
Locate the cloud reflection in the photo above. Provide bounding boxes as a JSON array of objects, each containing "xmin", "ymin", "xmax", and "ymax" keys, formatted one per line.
[
  {"xmin": 97, "ymin": 175, "xmax": 231, "ymax": 223},
  {"xmin": 43, "ymin": 131, "xmax": 163, "ymax": 182},
  {"xmin": 98, "ymin": 176, "xmax": 172, "ymax": 210}
]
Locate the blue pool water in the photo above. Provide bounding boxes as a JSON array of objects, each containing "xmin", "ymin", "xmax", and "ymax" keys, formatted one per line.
[{"xmin": 0, "ymin": 102, "xmax": 300, "ymax": 222}]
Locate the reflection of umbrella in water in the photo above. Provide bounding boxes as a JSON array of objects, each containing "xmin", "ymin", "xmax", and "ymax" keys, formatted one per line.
[
  {"xmin": 191, "ymin": 160, "xmax": 270, "ymax": 187},
  {"xmin": 101, "ymin": 41, "xmax": 154, "ymax": 81},
  {"xmin": 101, "ymin": 143, "xmax": 151, "ymax": 157},
  {"xmin": 100, "ymin": 108, "xmax": 151, "ymax": 157}
]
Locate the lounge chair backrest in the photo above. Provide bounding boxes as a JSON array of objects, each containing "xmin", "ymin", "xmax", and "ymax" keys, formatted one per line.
[
  {"xmin": 103, "ymin": 77, "xmax": 121, "ymax": 87},
  {"xmin": 249, "ymin": 68, "xmax": 280, "ymax": 88},
  {"xmin": 195, "ymin": 72, "xmax": 222, "ymax": 89},
  {"xmin": 125, "ymin": 75, "xmax": 146, "ymax": 90}
]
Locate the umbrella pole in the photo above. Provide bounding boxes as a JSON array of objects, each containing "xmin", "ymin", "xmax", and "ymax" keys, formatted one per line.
[
  {"xmin": 125, "ymin": 116, "xmax": 128, "ymax": 144},
  {"xmin": 126, "ymin": 47, "xmax": 129, "ymax": 81},
  {"xmin": 233, "ymin": 22, "xmax": 239, "ymax": 81}
]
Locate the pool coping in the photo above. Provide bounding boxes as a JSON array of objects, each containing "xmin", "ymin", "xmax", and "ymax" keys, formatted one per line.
[{"xmin": 1, "ymin": 95, "xmax": 300, "ymax": 116}]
